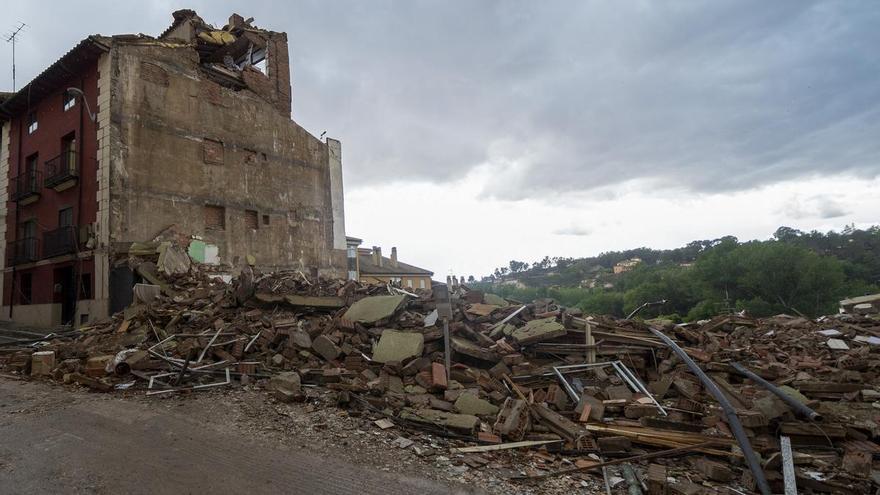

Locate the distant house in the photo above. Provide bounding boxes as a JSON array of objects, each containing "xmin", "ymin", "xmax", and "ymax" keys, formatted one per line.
[
  {"xmin": 499, "ymin": 279, "xmax": 527, "ymax": 289},
  {"xmin": 345, "ymin": 237, "xmax": 433, "ymax": 289},
  {"xmin": 613, "ymin": 258, "xmax": 642, "ymax": 274}
]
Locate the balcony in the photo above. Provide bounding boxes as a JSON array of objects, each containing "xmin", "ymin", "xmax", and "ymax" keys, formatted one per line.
[
  {"xmin": 44, "ymin": 151, "xmax": 78, "ymax": 191},
  {"xmin": 43, "ymin": 226, "xmax": 78, "ymax": 258},
  {"xmin": 8, "ymin": 238, "xmax": 39, "ymax": 266},
  {"xmin": 12, "ymin": 171, "xmax": 41, "ymax": 205}
]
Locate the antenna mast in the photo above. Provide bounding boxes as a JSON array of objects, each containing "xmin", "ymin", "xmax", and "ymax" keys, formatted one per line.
[{"xmin": 5, "ymin": 22, "xmax": 26, "ymax": 92}]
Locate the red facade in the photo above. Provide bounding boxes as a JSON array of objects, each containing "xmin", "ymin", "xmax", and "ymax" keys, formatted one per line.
[{"xmin": 3, "ymin": 61, "xmax": 99, "ymax": 323}]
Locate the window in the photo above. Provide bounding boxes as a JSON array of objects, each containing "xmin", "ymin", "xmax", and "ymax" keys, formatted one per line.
[
  {"xmin": 406, "ymin": 279, "xmax": 413, "ymax": 288},
  {"xmin": 59, "ymin": 207, "xmax": 74, "ymax": 227},
  {"xmin": 25, "ymin": 152, "xmax": 38, "ymax": 176},
  {"xmin": 237, "ymin": 46, "xmax": 267, "ymax": 73},
  {"xmin": 63, "ymin": 92, "xmax": 76, "ymax": 111},
  {"xmin": 19, "ymin": 219, "xmax": 37, "ymax": 240},
  {"xmin": 419, "ymin": 279, "xmax": 426, "ymax": 289},
  {"xmin": 62, "ymin": 133, "xmax": 77, "ymax": 173},
  {"xmin": 244, "ymin": 210, "xmax": 258, "ymax": 230},
  {"xmin": 203, "ymin": 138, "xmax": 224, "ymax": 165},
  {"xmin": 80, "ymin": 273, "xmax": 92, "ymax": 299},
  {"xmin": 204, "ymin": 205, "xmax": 225, "ymax": 230},
  {"xmin": 262, "ymin": 214, "xmax": 270, "ymax": 226},
  {"xmin": 20, "ymin": 273, "xmax": 32, "ymax": 305},
  {"xmin": 27, "ymin": 112, "xmax": 38, "ymax": 134}
]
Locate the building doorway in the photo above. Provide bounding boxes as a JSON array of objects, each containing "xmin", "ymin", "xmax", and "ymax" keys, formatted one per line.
[{"xmin": 55, "ymin": 266, "xmax": 76, "ymax": 325}]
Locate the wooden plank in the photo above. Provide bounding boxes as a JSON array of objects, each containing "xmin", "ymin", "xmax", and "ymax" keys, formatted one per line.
[
  {"xmin": 451, "ymin": 439, "xmax": 562, "ymax": 453},
  {"xmin": 511, "ymin": 441, "xmax": 717, "ymax": 480}
]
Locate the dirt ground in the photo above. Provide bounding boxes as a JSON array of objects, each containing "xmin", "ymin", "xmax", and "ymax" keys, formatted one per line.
[{"xmin": 0, "ymin": 376, "xmax": 611, "ymax": 494}]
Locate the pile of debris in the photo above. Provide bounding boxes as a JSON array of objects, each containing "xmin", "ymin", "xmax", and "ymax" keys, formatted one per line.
[{"xmin": 2, "ymin": 252, "xmax": 880, "ymax": 494}]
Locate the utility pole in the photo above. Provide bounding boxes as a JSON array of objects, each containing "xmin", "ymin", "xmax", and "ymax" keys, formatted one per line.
[{"xmin": 5, "ymin": 22, "xmax": 26, "ymax": 92}]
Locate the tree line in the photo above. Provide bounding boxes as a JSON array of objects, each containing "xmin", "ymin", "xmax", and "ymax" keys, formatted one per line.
[{"xmin": 474, "ymin": 226, "xmax": 880, "ymax": 321}]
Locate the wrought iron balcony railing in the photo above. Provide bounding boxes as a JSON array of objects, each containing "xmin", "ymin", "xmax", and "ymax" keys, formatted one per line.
[
  {"xmin": 7, "ymin": 238, "xmax": 39, "ymax": 266},
  {"xmin": 11, "ymin": 170, "xmax": 41, "ymax": 203},
  {"xmin": 44, "ymin": 151, "xmax": 78, "ymax": 190},
  {"xmin": 43, "ymin": 226, "xmax": 78, "ymax": 258}
]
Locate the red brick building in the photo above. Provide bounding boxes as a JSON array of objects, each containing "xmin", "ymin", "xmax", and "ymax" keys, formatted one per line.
[{"xmin": 0, "ymin": 40, "xmax": 106, "ymax": 326}]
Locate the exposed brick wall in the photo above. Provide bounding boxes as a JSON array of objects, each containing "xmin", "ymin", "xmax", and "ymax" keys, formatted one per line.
[
  {"xmin": 140, "ymin": 62, "xmax": 169, "ymax": 87},
  {"xmin": 204, "ymin": 204, "xmax": 225, "ymax": 229},
  {"xmin": 203, "ymin": 138, "xmax": 224, "ymax": 164},
  {"xmin": 244, "ymin": 209, "xmax": 258, "ymax": 230},
  {"xmin": 240, "ymin": 32, "xmax": 291, "ymax": 118},
  {"xmin": 267, "ymin": 32, "xmax": 292, "ymax": 117}
]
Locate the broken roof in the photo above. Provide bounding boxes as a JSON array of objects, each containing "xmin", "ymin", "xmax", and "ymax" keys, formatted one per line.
[
  {"xmin": 358, "ymin": 253, "xmax": 433, "ymax": 277},
  {"xmin": 0, "ymin": 36, "xmax": 110, "ymax": 119}
]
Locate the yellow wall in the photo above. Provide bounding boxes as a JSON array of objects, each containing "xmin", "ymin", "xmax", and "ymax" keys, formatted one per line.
[{"xmin": 360, "ymin": 274, "xmax": 432, "ymax": 290}]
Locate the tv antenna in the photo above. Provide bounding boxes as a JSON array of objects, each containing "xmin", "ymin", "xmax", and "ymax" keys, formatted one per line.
[{"xmin": 5, "ymin": 22, "xmax": 27, "ymax": 92}]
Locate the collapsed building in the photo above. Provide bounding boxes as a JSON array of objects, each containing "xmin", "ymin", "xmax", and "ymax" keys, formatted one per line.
[
  {"xmin": 4, "ymin": 255, "xmax": 880, "ymax": 494},
  {"xmin": 0, "ymin": 11, "xmax": 347, "ymax": 327}
]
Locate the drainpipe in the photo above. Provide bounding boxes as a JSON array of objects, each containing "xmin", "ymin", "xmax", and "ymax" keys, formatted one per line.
[
  {"xmin": 649, "ymin": 327, "xmax": 771, "ymax": 495},
  {"xmin": 71, "ymin": 78, "xmax": 87, "ymax": 325},
  {"xmin": 9, "ymin": 105, "xmax": 25, "ymax": 319}
]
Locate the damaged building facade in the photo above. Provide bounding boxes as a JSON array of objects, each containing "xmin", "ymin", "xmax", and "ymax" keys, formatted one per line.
[{"xmin": 0, "ymin": 11, "xmax": 347, "ymax": 327}]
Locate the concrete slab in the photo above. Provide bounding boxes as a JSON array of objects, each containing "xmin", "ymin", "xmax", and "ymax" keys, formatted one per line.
[
  {"xmin": 343, "ymin": 295, "xmax": 407, "ymax": 324},
  {"xmin": 510, "ymin": 317, "xmax": 566, "ymax": 345},
  {"xmin": 372, "ymin": 330, "xmax": 424, "ymax": 364}
]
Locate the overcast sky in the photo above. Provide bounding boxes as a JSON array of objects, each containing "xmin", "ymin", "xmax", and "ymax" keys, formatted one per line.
[{"xmin": 3, "ymin": 1, "xmax": 878, "ymax": 278}]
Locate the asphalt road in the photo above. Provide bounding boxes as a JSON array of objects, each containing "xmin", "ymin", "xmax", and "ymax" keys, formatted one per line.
[{"xmin": 0, "ymin": 378, "xmax": 472, "ymax": 495}]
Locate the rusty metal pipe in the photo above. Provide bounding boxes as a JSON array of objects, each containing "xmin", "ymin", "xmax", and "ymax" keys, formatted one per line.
[
  {"xmin": 649, "ymin": 327, "xmax": 771, "ymax": 495},
  {"xmin": 731, "ymin": 362, "xmax": 822, "ymax": 422}
]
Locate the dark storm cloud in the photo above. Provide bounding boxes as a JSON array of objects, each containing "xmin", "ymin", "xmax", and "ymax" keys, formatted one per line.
[{"xmin": 4, "ymin": 1, "xmax": 878, "ymax": 199}]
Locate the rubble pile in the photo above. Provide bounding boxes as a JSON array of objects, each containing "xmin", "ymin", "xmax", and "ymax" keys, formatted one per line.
[{"xmin": 3, "ymin": 256, "xmax": 880, "ymax": 494}]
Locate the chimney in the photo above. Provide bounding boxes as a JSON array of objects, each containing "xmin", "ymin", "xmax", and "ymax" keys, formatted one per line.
[
  {"xmin": 391, "ymin": 247, "xmax": 398, "ymax": 267},
  {"xmin": 374, "ymin": 246, "xmax": 383, "ymax": 267}
]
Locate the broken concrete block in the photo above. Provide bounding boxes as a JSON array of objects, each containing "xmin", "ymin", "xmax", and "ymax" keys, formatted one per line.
[
  {"xmin": 269, "ymin": 371, "xmax": 302, "ymax": 394},
  {"xmin": 531, "ymin": 403, "xmax": 589, "ymax": 444},
  {"xmin": 597, "ymin": 436, "xmax": 632, "ymax": 452},
  {"xmin": 605, "ymin": 384, "xmax": 634, "ymax": 401},
  {"xmin": 576, "ymin": 394, "xmax": 605, "ymax": 422},
  {"xmin": 342, "ymin": 295, "xmax": 407, "ymax": 324},
  {"xmin": 454, "ymin": 393, "xmax": 499, "ymax": 416},
  {"xmin": 312, "ymin": 335, "xmax": 341, "ymax": 361},
  {"xmin": 451, "ymin": 336, "xmax": 499, "ymax": 362},
  {"xmin": 400, "ymin": 408, "xmax": 480, "ymax": 433},
  {"xmin": 372, "ymin": 330, "xmax": 424, "ymax": 364},
  {"xmin": 501, "ymin": 353, "xmax": 524, "ymax": 366},
  {"xmin": 694, "ymin": 458, "xmax": 734, "ymax": 482},
  {"xmin": 289, "ymin": 330, "xmax": 312, "ymax": 349},
  {"xmin": 133, "ymin": 283, "xmax": 162, "ymax": 304},
  {"xmin": 510, "ymin": 317, "xmax": 566, "ymax": 345},
  {"xmin": 84, "ymin": 355, "xmax": 114, "ymax": 377},
  {"xmin": 401, "ymin": 356, "xmax": 431, "ymax": 376},
  {"xmin": 30, "ymin": 351, "xmax": 55, "ymax": 376},
  {"xmin": 67, "ymin": 373, "xmax": 112, "ymax": 392},
  {"xmin": 842, "ymin": 450, "xmax": 872, "ymax": 477},
  {"xmin": 157, "ymin": 242, "xmax": 191, "ymax": 276}
]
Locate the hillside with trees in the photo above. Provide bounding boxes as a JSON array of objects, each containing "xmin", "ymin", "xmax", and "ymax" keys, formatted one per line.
[{"xmin": 472, "ymin": 225, "xmax": 880, "ymax": 321}]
